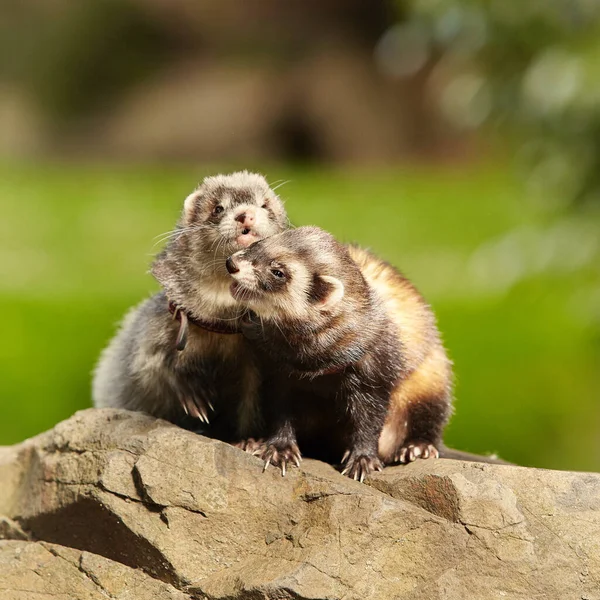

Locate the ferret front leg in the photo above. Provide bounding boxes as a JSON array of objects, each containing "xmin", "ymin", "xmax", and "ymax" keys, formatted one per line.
[
  {"xmin": 257, "ymin": 378, "xmax": 302, "ymax": 476},
  {"xmin": 232, "ymin": 359, "xmax": 264, "ymax": 450},
  {"xmin": 340, "ymin": 378, "xmax": 388, "ymax": 482}
]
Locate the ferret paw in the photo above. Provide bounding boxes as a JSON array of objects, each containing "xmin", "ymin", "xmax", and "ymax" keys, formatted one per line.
[
  {"xmin": 260, "ymin": 442, "xmax": 302, "ymax": 476},
  {"xmin": 179, "ymin": 394, "xmax": 213, "ymax": 424},
  {"xmin": 233, "ymin": 438, "xmax": 265, "ymax": 454},
  {"xmin": 396, "ymin": 441, "xmax": 439, "ymax": 464},
  {"xmin": 340, "ymin": 451, "xmax": 383, "ymax": 482}
]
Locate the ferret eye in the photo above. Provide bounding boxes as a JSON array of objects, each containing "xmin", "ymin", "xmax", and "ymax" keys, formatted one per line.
[
  {"xmin": 261, "ymin": 201, "xmax": 268, "ymax": 209},
  {"xmin": 271, "ymin": 269, "xmax": 285, "ymax": 279},
  {"xmin": 213, "ymin": 205, "xmax": 224, "ymax": 215}
]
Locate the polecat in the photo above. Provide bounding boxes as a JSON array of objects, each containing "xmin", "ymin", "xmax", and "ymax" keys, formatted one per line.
[
  {"xmin": 225, "ymin": 225, "xmax": 454, "ymax": 480},
  {"xmin": 92, "ymin": 171, "xmax": 289, "ymax": 441}
]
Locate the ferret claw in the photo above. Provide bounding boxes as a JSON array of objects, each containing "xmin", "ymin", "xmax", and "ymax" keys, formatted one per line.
[
  {"xmin": 199, "ymin": 406, "xmax": 209, "ymax": 423},
  {"xmin": 340, "ymin": 452, "xmax": 382, "ymax": 482},
  {"xmin": 259, "ymin": 442, "xmax": 301, "ymax": 477},
  {"xmin": 180, "ymin": 395, "xmax": 212, "ymax": 424},
  {"xmin": 233, "ymin": 438, "xmax": 265, "ymax": 454},
  {"xmin": 396, "ymin": 442, "xmax": 439, "ymax": 464}
]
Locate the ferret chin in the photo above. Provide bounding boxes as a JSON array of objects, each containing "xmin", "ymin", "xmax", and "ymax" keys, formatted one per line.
[
  {"xmin": 92, "ymin": 171, "xmax": 289, "ymax": 443},
  {"xmin": 226, "ymin": 225, "xmax": 458, "ymax": 480}
]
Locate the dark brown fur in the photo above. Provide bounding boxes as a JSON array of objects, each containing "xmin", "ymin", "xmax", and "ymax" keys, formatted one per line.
[{"xmin": 227, "ymin": 227, "xmax": 408, "ymax": 479}]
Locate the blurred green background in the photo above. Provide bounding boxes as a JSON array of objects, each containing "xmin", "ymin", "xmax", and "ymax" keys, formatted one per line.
[{"xmin": 1, "ymin": 0, "xmax": 599, "ymax": 471}]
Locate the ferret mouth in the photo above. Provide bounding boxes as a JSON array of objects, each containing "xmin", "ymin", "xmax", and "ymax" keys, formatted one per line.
[
  {"xmin": 234, "ymin": 228, "xmax": 261, "ymax": 249},
  {"xmin": 230, "ymin": 281, "xmax": 260, "ymax": 301}
]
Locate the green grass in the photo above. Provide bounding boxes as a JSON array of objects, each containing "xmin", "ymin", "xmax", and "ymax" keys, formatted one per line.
[{"xmin": 1, "ymin": 162, "xmax": 598, "ymax": 471}]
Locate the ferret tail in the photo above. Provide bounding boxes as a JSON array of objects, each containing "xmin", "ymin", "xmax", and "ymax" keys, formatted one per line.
[{"xmin": 437, "ymin": 444, "xmax": 512, "ymax": 465}]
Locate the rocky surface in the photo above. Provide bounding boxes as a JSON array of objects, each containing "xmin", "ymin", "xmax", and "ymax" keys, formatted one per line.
[
  {"xmin": 0, "ymin": 409, "xmax": 599, "ymax": 600},
  {"xmin": 0, "ymin": 540, "xmax": 188, "ymax": 600}
]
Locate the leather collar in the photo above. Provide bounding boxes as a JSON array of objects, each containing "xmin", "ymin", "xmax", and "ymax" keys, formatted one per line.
[{"xmin": 168, "ymin": 301, "xmax": 241, "ymax": 351}]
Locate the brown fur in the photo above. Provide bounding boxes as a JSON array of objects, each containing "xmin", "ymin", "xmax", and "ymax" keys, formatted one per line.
[{"xmin": 345, "ymin": 246, "xmax": 453, "ymax": 463}]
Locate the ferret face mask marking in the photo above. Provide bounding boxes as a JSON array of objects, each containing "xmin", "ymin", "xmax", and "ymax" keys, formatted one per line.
[
  {"xmin": 183, "ymin": 172, "xmax": 288, "ymax": 256},
  {"xmin": 226, "ymin": 228, "xmax": 346, "ymax": 321}
]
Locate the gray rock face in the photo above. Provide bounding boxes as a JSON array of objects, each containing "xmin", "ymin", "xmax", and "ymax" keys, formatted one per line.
[{"xmin": 0, "ymin": 409, "xmax": 599, "ymax": 600}]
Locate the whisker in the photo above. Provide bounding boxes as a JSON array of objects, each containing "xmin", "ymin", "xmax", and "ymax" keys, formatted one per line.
[
  {"xmin": 207, "ymin": 234, "xmax": 224, "ymax": 254},
  {"xmin": 213, "ymin": 236, "xmax": 226, "ymax": 263},
  {"xmin": 211, "ymin": 312, "xmax": 246, "ymax": 323},
  {"xmin": 271, "ymin": 180, "xmax": 291, "ymax": 192},
  {"xmin": 154, "ymin": 224, "xmax": 199, "ymax": 241},
  {"xmin": 202, "ymin": 259, "xmax": 227, "ymax": 269},
  {"xmin": 152, "ymin": 225, "xmax": 203, "ymax": 247},
  {"xmin": 152, "ymin": 231, "xmax": 183, "ymax": 247},
  {"xmin": 272, "ymin": 318, "xmax": 292, "ymax": 347},
  {"xmin": 152, "ymin": 228, "xmax": 179, "ymax": 241}
]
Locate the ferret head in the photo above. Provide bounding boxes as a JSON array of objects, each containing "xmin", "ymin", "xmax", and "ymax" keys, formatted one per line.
[
  {"xmin": 225, "ymin": 226, "xmax": 365, "ymax": 323},
  {"xmin": 179, "ymin": 171, "xmax": 288, "ymax": 252},
  {"xmin": 151, "ymin": 172, "xmax": 289, "ymax": 314}
]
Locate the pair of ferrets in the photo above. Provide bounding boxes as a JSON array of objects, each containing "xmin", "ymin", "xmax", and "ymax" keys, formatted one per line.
[{"xmin": 94, "ymin": 172, "xmax": 483, "ymax": 481}]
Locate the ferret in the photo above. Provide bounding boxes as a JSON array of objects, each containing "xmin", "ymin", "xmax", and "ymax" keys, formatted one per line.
[
  {"xmin": 225, "ymin": 226, "xmax": 455, "ymax": 480},
  {"xmin": 92, "ymin": 171, "xmax": 289, "ymax": 441}
]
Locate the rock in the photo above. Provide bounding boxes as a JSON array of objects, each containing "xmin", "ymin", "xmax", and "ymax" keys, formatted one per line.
[
  {"xmin": 0, "ymin": 408, "xmax": 599, "ymax": 599},
  {"xmin": 0, "ymin": 517, "xmax": 28, "ymax": 541},
  {"xmin": 0, "ymin": 540, "xmax": 190, "ymax": 599}
]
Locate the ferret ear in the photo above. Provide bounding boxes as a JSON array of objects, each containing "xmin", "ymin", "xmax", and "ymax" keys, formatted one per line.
[
  {"xmin": 183, "ymin": 192, "xmax": 198, "ymax": 223},
  {"xmin": 311, "ymin": 274, "xmax": 345, "ymax": 311}
]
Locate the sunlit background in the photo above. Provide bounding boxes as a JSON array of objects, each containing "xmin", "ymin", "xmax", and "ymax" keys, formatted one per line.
[{"xmin": 1, "ymin": 0, "xmax": 599, "ymax": 471}]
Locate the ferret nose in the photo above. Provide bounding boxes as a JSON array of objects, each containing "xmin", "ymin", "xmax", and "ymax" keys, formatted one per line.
[
  {"xmin": 235, "ymin": 209, "xmax": 255, "ymax": 226},
  {"xmin": 225, "ymin": 257, "xmax": 239, "ymax": 274}
]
